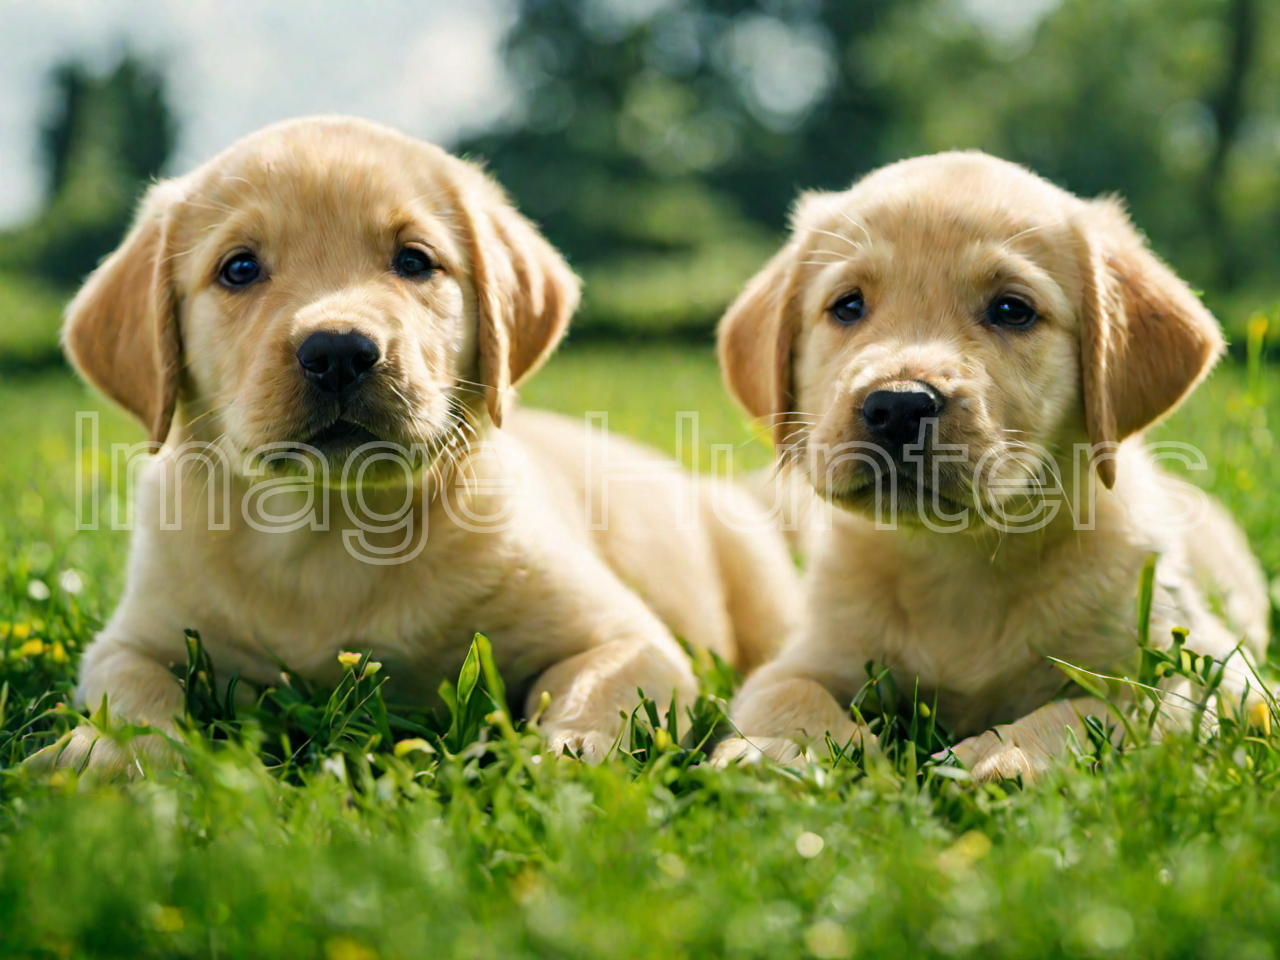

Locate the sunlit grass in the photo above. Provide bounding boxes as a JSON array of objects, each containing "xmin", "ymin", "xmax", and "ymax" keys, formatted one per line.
[{"xmin": 0, "ymin": 341, "xmax": 1277, "ymax": 959}]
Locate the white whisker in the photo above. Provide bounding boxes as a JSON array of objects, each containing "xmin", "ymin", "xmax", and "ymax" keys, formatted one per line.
[
  {"xmin": 837, "ymin": 210, "xmax": 874, "ymax": 248},
  {"xmin": 802, "ymin": 226, "xmax": 863, "ymax": 255}
]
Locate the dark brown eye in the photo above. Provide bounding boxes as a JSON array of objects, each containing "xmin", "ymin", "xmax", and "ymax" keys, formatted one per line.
[
  {"xmin": 219, "ymin": 253, "xmax": 261, "ymax": 288},
  {"xmin": 830, "ymin": 290, "xmax": 865, "ymax": 325},
  {"xmin": 394, "ymin": 246, "xmax": 434, "ymax": 279},
  {"xmin": 987, "ymin": 295, "xmax": 1037, "ymax": 329}
]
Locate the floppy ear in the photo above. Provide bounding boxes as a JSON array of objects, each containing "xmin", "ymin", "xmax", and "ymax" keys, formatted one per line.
[
  {"xmin": 464, "ymin": 177, "xmax": 580, "ymax": 427},
  {"xmin": 1075, "ymin": 198, "xmax": 1224, "ymax": 488},
  {"xmin": 62, "ymin": 181, "xmax": 183, "ymax": 445},
  {"xmin": 717, "ymin": 220, "xmax": 812, "ymax": 447}
]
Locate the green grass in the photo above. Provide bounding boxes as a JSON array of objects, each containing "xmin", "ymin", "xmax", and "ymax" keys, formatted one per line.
[{"xmin": 0, "ymin": 342, "xmax": 1278, "ymax": 960}]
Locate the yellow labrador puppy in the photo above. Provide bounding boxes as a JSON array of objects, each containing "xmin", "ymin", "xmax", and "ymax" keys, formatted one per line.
[
  {"xmin": 53, "ymin": 116, "xmax": 799, "ymax": 773},
  {"xmin": 714, "ymin": 151, "xmax": 1269, "ymax": 780}
]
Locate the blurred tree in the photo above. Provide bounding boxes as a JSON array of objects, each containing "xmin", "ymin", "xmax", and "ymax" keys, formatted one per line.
[
  {"xmin": 110, "ymin": 55, "xmax": 178, "ymax": 189},
  {"xmin": 873, "ymin": 0, "xmax": 1279, "ymax": 328},
  {"xmin": 465, "ymin": 0, "xmax": 1280, "ymax": 339},
  {"xmin": 460, "ymin": 0, "xmax": 915, "ymax": 337},
  {"xmin": 1199, "ymin": 0, "xmax": 1258, "ymax": 289},
  {"xmin": 39, "ymin": 63, "xmax": 92, "ymax": 202},
  {"xmin": 1, "ymin": 54, "xmax": 177, "ymax": 289}
]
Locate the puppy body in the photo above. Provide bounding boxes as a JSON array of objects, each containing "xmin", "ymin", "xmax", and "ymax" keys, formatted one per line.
[
  {"xmin": 716, "ymin": 152, "xmax": 1269, "ymax": 778},
  {"xmin": 52, "ymin": 117, "xmax": 798, "ymax": 772}
]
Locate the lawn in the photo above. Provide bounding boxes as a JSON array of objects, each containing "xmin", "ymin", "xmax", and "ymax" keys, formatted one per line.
[{"xmin": 0, "ymin": 340, "xmax": 1278, "ymax": 960}]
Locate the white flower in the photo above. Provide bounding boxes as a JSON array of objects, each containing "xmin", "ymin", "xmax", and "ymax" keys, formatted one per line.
[
  {"xmin": 57, "ymin": 569, "xmax": 84, "ymax": 595},
  {"xmin": 795, "ymin": 831, "xmax": 825, "ymax": 858}
]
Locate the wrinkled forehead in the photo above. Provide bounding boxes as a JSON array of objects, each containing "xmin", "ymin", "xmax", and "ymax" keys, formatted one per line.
[{"xmin": 173, "ymin": 127, "xmax": 468, "ymax": 267}]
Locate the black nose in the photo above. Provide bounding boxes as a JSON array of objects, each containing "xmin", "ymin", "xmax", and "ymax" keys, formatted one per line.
[
  {"xmin": 862, "ymin": 386, "xmax": 944, "ymax": 448},
  {"xmin": 296, "ymin": 331, "xmax": 381, "ymax": 395}
]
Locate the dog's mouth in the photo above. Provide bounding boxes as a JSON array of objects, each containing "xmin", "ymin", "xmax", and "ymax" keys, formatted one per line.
[
  {"xmin": 890, "ymin": 475, "xmax": 972, "ymax": 512},
  {"xmin": 249, "ymin": 417, "xmax": 409, "ymax": 482},
  {"xmin": 298, "ymin": 418, "xmax": 383, "ymax": 452},
  {"xmin": 244, "ymin": 392, "xmax": 463, "ymax": 482},
  {"xmin": 259, "ymin": 413, "xmax": 454, "ymax": 483},
  {"xmin": 824, "ymin": 466, "xmax": 974, "ymax": 518}
]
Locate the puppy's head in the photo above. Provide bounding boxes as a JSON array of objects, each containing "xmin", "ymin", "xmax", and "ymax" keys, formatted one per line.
[
  {"xmin": 719, "ymin": 151, "xmax": 1223, "ymax": 525},
  {"xmin": 63, "ymin": 116, "xmax": 578, "ymax": 475}
]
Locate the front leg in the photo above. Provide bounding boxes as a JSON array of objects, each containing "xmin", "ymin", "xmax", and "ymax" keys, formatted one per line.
[
  {"xmin": 713, "ymin": 661, "xmax": 863, "ymax": 767},
  {"xmin": 949, "ymin": 697, "xmax": 1118, "ymax": 783},
  {"xmin": 526, "ymin": 636, "xmax": 697, "ymax": 762},
  {"xmin": 27, "ymin": 636, "xmax": 186, "ymax": 778}
]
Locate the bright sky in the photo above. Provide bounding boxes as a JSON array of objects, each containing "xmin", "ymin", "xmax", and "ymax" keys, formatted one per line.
[{"xmin": 0, "ymin": 0, "xmax": 518, "ymax": 226}]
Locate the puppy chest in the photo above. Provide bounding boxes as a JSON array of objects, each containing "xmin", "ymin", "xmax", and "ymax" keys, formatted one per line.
[{"xmin": 866, "ymin": 587, "xmax": 1137, "ymax": 734}]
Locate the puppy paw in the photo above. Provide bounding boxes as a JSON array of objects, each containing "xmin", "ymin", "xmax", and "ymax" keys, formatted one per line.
[
  {"xmin": 543, "ymin": 726, "xmax": 615, "ymax": 763},
  {"xmin": 23, "ymin": 722, "xmax": 178, "ymax": 781},
  {"xmin": 949, "ymin": 729, "xmax": 1048, "ymax": 783},
  {"xmin": 711, "ymin": 736, "xmax": 809, "ymax": 768}
]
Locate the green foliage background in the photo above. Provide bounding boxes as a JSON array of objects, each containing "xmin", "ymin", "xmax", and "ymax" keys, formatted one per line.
[
  {"xmin": 459, "ymin": 0, "xmax": 1280, "ymax": 336},
  {"xmin": 3, "ymin": 0, "xmax": 1280, "ymax": 349}
]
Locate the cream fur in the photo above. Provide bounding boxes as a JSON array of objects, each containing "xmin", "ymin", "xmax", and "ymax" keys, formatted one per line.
[
  {"xmin": 715, "ymin": 151, "xmax": 1269, "ymax": 780},
  {"xmin": 46, "ymin": 116, "xmax": 800, "ymax": 775}
]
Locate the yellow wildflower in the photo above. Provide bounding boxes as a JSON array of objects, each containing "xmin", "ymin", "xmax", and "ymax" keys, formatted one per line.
[
  {"xmin": 11, "ymin": 623, "xmax": 31, "ymax": 641},
  {"xmin": 938, "ymin": 830, "xmax": 992, "ymax": 873},
  {"xmin": 337, "ymin": 651, "xmax": 362, "ymax": 668},
  {"xmin": 1248, "ymin": 701, "xmax": 1272, "ymax": 738},
  {"xmin": 151, "ymin": 905, "xmax": 185, "ymax": 934},
  {"xmin": 19, "ymin": 639, "xmax": 44, "ymax": 658},
  {"xmin": 325, "ymin": 936, "xmax": 376, "ymax": 960},
  {"xmin": 533, "ymin": 690, "xmax": 552, "ymax": 719},
  {"xmin": 510, "ymin": 865, "xmax": 544, "ymax": 906},
  {"xmin": 49, "ymin": 641, "xmax": 68, "ymax": 664}
]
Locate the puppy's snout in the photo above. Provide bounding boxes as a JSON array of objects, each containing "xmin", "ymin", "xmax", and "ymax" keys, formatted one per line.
[
  {"xmin": 862, "ymin": 384, "xmax": 943, "ymax": 448},
  {"xmin": 296, "ymin": 331, "xmax": 381, "ymax": 396}
]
